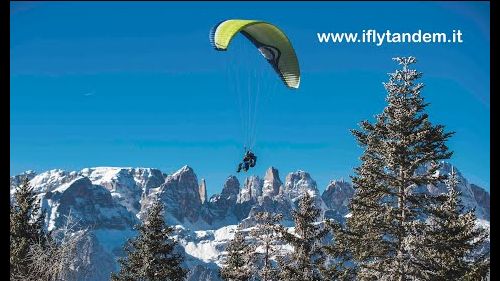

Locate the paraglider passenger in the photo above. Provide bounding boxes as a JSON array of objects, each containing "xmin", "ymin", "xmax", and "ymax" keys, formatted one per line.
[{"xmin": 237, "ymin": 150, "xmax": 257, "ymax": 173}]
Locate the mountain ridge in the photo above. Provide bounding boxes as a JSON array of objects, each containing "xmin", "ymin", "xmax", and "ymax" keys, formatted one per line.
[{"xmin": 10, "ymin": 163, "xmax": 490, "ymax": 281}]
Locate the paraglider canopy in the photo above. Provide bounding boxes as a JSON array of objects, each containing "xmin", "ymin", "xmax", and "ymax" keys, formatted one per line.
[{"xmin": 209, "ymin": 19, "xmax": 300, "ymax": 89}]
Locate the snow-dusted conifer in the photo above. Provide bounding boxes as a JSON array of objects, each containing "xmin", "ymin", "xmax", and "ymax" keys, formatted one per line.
[
  {"xmin": 111, "ymin": 199, "xmax": 186, "ymax": 281},
  {"xmin": 250, "ymin": 212, "xmax": 283, "ymax": 281},
  {"xmin": 320, "ymin": 219, "xmax": 356, "ymax": 281},
  {"xmin": 411, "ymin": 167, "xmax": 490, "ymax": 280},
  {"xmin": 329, "ymin": 57, "xmax": 455, "ymax": 280},
  {"xmin": 278, "ymin": 192, "xmax": 327, "ymax": 281},
  {"xmin": 10, "ymin": 177, "xmax": 48, "ymax": 281},
  {"xmin": 220, "ymin": 225, "xmax": 255, "ymax": 281}
]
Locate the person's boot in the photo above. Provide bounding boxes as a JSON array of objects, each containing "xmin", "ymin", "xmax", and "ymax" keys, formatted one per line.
[{"xmin": 236, "ymin": 163, "xmax": 242, "ymax": 173}]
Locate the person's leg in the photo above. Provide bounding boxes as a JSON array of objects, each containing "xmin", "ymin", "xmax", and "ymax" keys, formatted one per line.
[
  {"xmin": 244, "ymin": 162, "xmax": 249, "ymax": 171},
  {"xmin": 237, "ymin": 163, "xmax": 242, "ymax": 173}
]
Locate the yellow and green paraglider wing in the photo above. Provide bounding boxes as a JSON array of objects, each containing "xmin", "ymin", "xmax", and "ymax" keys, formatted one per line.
[{"xmin": 209, "ymin": 19, "xmax": 300, "ymax": 89}]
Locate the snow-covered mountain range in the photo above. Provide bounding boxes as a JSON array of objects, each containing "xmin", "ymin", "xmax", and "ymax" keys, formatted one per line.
[{"xmin": 10, "ymin": 163, "xmax": 490, "ymax": 280}]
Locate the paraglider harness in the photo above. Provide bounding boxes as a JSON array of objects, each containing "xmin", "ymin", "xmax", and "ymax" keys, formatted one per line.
[{"xmin": 237, "ymin": 149, "xmax": 257, "ymax": 173}]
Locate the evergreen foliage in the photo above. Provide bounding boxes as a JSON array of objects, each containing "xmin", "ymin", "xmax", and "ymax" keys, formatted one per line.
[
  {"xmin": 278, "ymin": 192, "xmax": 327, "ymax": 281},
  {"xmin": 111, "ymin": 199, "xmax": 187, "ymax": 281},
  {"xmin": 411, "ymin": 168, "xmax": 490, "ymax": 280},
  {"xmin": 220, "ymin": 225, "xmax": 255, "ymax": 281},
  {"xmin": 10, "ymin": 177, "xmax": 48, "ymax": 280},
  {"xmin": 250, "ymin": 212, "xmax": 283, "ymax": 281},
  {"xmin": 326, "ymin": 57, "xmax": 457, "ymax": 280}
]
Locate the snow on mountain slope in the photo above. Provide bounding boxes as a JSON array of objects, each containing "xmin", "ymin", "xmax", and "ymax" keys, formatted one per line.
[
  {"xmin": 28, "ymin": 169, "xmax": 80, "ymax": 193},
  {"xmin": 178, "ymin": 225, "xmax": 238, "ymax": 265},
  {"xmin": 420, "ymin": 162, "xmax": 490, "ymax": 220},
  {"xmin": 10, "ymin": 170, "xmax": 36, "ymax": 190},
  {"xmin": 41, "ymin": 177, "xmax": 138, "ymax": 231},
  {"xmin": 81, "ymin": 167, "xmax": 165, "ymax": 214},
  {"xmin": 10, "ymin": 163, "xmax": 489, "ymax": 281}
]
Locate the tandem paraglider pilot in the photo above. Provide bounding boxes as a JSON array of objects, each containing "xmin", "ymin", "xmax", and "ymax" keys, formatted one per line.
[{"xmin": 237, "ymin": 149, "xmax": 257, "ymax": 173}]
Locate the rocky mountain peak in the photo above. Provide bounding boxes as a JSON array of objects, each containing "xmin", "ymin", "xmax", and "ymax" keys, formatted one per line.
[
  {"xmin": 471, "ymin": 184, "xmax": 490, "ymax": 220},
  {"xmin": 221, "ymin": 176, "xmax": 240, "ymax": 197},
  {"xmin": 199, "ymin": 179, "xmax": 207, "ymax": 204},
  {"xmin": 10, "ymin": 170, "xmax": 37, "ymax": 188},
  {"xmin": 238, "ymin": 176, "xmax": 263, "ymax": 203},
  {"xmin": 322, "ymin": 180, "xmax": 354, "ymax": 214},
  {"xmin": 263, "ymin": 166, "xmax": 282, "ymax": 197},
  {"xmin": 206, "ymin": 176, "xmax": 241, "ymax": 224},
  {"xmin": 26, "ymin": 169, "xmax": 80, "ymax": 194},
  {"xmin": 283, "ymin": 170, "xmax": 319, "ymax": 199},
  {"xmin": 154, "ymin": 165, "xmax": 202, "ymax": 224},
  {"xmin": 80, "ymin": 167, "xmax": 165, "ymax": 214},
  {"xmin": 438, "ymin": 162, "xmax": 464, "ymax": 178},
  {"xmin": 171, "ymin": 165, "xmax": 195, "ymax": 178},
  {"xmin": 44, "ymin": 177, "xmax": 136, "ymax": 231}
]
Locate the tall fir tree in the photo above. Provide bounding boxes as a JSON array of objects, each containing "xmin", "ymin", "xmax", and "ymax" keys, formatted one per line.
[
  {"xmin": 250, "ymin": 212, "xmax": 283, "ymax": 281},
  {"xmin": 220, "ymin": 225, "xmax": 255, "ymax": 281},
  {"xmin": 278, "ymin": 192, "xmax": 327, "ymax": 281},
  {"xmin": 328, "ymin": 57, "xmax": 455, "ymax": 280},
  {"xmin": 321, "ymin": 219, "xmax": 357, "ymax": 281},
  {"xmin": 10, "ymin": 177, "xmax": 48, "ymax": 280},
  {"xmin": 111, "ymin": 199, "xmax": 187, "ymax": 281},
  {"xmin": 411, "ymin": 167, "xmax": 490, "ymax": 280}
]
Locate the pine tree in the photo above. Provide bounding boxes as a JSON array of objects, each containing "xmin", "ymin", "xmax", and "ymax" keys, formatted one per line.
[
  {"xmin": 111, "ymin": 199, "xmax": 187, "ymax": 281},
  {"xmin": 10, "ymin": 177, "xmax": 48, "ymax": 280},
  {"xmin": 329, "ymin": 57, "xmax": 455, "ymax": 280},
  {"xmin": 321, "ymin": 219, "xmax": 357, "ymax": 281},
  {"xmin": 411, "ymin": 168, "xmax": 490, "ymax": 280},
  {"xmin": 278, "ymin": 192, "xmax": 327, "ymax": 281},
  {"xmin": 220, "ymin": 225, "xmax": 255, "ymax": 281},
  {"xmin": 250, "ymin": 212, "xmax": 283, "ymax": 281}
]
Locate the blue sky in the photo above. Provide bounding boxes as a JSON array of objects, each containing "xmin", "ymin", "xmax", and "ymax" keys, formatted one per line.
[{"xmin": 11, "ymin": 2, "xmax": 490, "ymax": 195}]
